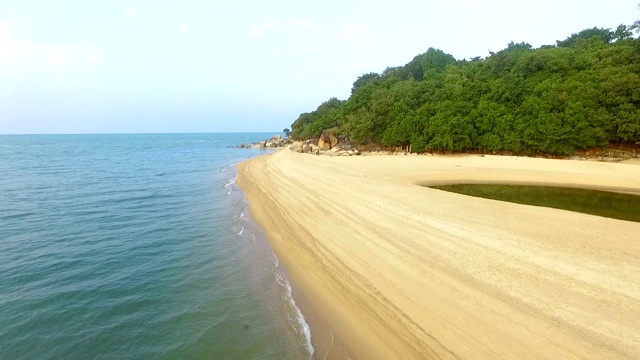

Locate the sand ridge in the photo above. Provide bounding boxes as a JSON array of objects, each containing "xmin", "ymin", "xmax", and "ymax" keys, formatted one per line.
[{"xmin": 237, "ymin": 150, "xmax": 640, "ymax": 359}]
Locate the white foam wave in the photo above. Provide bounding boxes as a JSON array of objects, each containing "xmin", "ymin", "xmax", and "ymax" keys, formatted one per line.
[
  {"xmin": 223, "ymin": 175, "xmax": 238, "ymax": 188},
  {"xmin": 232, "ymin": 224, "xmax": 256, "ymax": 243},
  {"xmin": 219, "ymin": 162, "xmax": 239, "ymax": 173},
  {"xmin": 275, "ymin": 271, "xmax": 314, "ymax": 359},
  {"xmin": 269, "ymin": 251, "xmax": 279, "ymax": 269}
]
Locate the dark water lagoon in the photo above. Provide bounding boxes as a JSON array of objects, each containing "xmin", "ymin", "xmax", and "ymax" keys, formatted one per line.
[{"xmin": 431, "ymin": 184, "xmax": 640, "ymax": 222}]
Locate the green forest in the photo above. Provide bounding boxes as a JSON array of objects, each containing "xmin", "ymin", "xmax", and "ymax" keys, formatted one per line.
[{"xmin": 289, "ymin": 25, "xmax": 640, "ymax": 155}]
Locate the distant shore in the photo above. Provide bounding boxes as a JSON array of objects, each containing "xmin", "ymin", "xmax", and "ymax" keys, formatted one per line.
[{"xmin": 237, "ymin": 150, "xmax": 640, "ymax": 359}]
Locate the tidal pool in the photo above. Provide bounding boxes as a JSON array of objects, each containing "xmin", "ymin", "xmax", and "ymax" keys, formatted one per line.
[{"xmin": 431, "ymin": 184, "xmax": 640, "ymax": 222}]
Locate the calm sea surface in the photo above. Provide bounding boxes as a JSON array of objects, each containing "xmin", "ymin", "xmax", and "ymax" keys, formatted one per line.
[{"xmin": 0, "ymin": 133, "xmax": 313, "ymax": 359}]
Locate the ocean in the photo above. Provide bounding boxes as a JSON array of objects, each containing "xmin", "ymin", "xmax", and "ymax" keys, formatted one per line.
[{"xmin": 0, "ymin": 133, "xmax": 314, "ymax": 359}]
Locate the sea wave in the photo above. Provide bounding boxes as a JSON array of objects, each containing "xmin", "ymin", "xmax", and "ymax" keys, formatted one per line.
[
  {"xmin": 223, "ymin": 175, "xmax": 238, "ymax": 188},
  {"xmin": 227, "ymin": 162, "xmax": 315, "ymax": 359},
  {"xmin": 275, "ymin": 271, "xmax": 314, "ymax": 359},
  {"xmin": 269, "ymin": 251, "xmax": 279, "ymax": 269}
]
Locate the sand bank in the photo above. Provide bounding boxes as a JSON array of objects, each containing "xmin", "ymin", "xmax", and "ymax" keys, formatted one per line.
[{"xmin": 237, "ymin": 150, "xmax": 640, "ymax": 359}]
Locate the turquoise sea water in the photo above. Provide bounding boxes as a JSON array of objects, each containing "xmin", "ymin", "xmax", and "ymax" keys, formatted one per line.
[{"xmin": 0, "ymin": 134, "xmax": 313, "ymax": 359}]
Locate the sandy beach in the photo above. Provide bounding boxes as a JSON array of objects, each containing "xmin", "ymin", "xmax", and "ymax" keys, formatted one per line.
[{"xmin": 237, "ymin": 150, "xmax": 640, "ymax": 359}]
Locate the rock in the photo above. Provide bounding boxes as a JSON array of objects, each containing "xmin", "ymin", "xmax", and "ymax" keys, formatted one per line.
[
  {"xmin": 318, "ymin": 129, "xmax": 339, "ymax": 150},
  {"xmin": 302, "ymin": 145, "xmax": 312, "ymax": 153},
  {"xmin": 333, "ymin": 140, "xmax": 356, "ymax": 151},
  {"xmin": 289, "ymin": 142, "xmax": 303, "ymax": 152},
  {"xmin": 255, "ymin": 134, "xmax": 293, "ymax": 148},
  {"xmin": 318, "ymin": 138, "xmax": 330, "ymax": 150}
]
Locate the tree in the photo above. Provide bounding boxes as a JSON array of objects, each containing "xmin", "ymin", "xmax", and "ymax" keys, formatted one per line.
[
  {"xmin": 633, "ymin": 4, "xmax": 640, "ymax": 33},
  {"xmin": 613, "ymin": 24, "xmax": 633, "ymax": 41},
  {"xmin": 556, "ymin": 27, "xmax": 614, "ymax": 47},
  {"xmin": 351, "ymin": 73, "xmax": 381, "ymax": 94},
  {"xmin": 283, "ymin": 128, "xmax": 291, "ymax": 138},
  {"xmin": 396, "ymin": 48, "xmax": 455, "ymax": 80},
  {"xmin": 487, "ymin": 42, "xmax": 533, "ymax": 75},
  {"xmin": 289, "ymin": 25, "xmax": 640, "ymax": 154},
  {"xmin": 290, "ymin": 98, "xmax": 344, "ymax": 139}
]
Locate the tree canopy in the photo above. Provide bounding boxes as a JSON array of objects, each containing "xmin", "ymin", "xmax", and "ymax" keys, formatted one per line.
[{"xmin": 290, "ymin": 25, "xmax": 640, "ymax": 155}]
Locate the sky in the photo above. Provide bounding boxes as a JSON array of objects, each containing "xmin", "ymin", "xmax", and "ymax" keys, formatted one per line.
[{"xmin": 0, "ymin": 0, "xmax": 638, "ymax": 134}]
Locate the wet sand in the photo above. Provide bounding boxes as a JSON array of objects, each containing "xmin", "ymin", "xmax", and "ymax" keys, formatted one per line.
[{"xmin": 237, "ymin": 150, "xmax": 640, "ymax": 359}]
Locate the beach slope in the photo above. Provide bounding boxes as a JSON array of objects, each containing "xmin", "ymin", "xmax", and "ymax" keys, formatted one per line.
[{"xmin": 237, "ymin": 150, "xmax": 640, "ymax": 359}]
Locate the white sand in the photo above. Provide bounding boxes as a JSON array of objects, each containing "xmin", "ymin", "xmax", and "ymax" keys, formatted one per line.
[{"xmin": 238, "ymin": 150, "xmax": 640, "ymax": 359}]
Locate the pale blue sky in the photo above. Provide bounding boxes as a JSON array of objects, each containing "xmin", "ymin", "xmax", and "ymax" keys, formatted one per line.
[{"xmin": 1, "ymin": 0, "xmax": 638, "ymax": 134}]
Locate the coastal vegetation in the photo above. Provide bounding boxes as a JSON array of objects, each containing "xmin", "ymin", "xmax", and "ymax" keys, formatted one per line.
[{"xmin": 290, "ymin": 25, "xmax": 640, "ymax": 155}]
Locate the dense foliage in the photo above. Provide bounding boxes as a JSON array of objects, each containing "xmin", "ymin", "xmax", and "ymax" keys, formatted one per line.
[{"xmin": 290, "ymin": 26, "xmax": 640, "ymax": 154}]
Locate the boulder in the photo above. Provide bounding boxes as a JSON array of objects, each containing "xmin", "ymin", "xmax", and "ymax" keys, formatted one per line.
[
  {"xmin": 318, "ymin": 129, "xmax": 339, "ymax": 150},
  {"xmin": 289, "ymin": 142, "xmax": 303, "ymax": 152},
  {"xmin": 302, "ymin": 145, "xmax": 312, "ymax": 153},
  {"xmin": 333, "ymin": 140, "xmax": 357, "ymax": 152},
  {"xmin": 258, "ymin": 134, "xmax": 292, "ymax": 148}
]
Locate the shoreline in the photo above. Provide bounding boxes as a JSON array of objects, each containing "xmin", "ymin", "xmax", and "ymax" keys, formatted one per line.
[
  {"xmin": 237, "ymin": 150, "xmax": 640, "ymax": 359},
  {"xmin": 233, "ymin": 154, "xmax": 353, "ymax": 360}
]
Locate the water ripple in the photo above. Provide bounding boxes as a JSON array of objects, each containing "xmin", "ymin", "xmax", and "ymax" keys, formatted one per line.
[{"xmin": 0, "ymin": 134, "xmax": 312, "ymax": 360}]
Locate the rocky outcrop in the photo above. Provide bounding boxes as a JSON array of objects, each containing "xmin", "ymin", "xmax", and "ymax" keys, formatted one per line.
[
  {"xmin": 288, "ymin": 137, "xmax": 362, "ymax": 156},
  {"xmin": 264, "ymin": 134, "xmax": 292, "ymax": 148},
  {"xmin": 332, "ymin": 140, "xmax": 357, "ymax": 152},
  {"xmin": 318, "ymin": 130, "xmax": 339, "ymax": 150},
  {"xmin": 289, "ymin": 142, "xmax": 303, "ymax": 152},
  {"xmin": 237, "ymin": 134, "xmax": 293, "ymax": 149}
]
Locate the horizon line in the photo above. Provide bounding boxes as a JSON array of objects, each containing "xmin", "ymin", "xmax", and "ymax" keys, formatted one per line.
[{"xmin": 0, "ymin": 131, "xmax": 284, "ymax": 136}]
